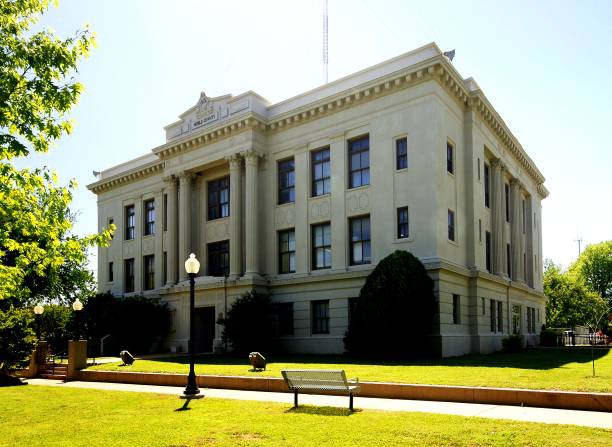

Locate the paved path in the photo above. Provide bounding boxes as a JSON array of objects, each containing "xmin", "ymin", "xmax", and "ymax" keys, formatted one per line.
[{"xmin": 27, "ymin": 378, "xmax": 612, "ymax": 429}]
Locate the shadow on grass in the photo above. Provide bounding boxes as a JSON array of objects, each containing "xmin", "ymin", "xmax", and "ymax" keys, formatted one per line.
[
  {"xmin": 0, "ymin": 375, "xmax": 27, "ymax": 387},
  {"xmin": 285, "ymin": 405, "xmax": 361, "ymax": 416},
  {"xmin": 146, "ymin": 348, "xmax": 609, "ymax": 371}
]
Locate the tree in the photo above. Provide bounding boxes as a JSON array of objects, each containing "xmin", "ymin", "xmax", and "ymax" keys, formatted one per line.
[
  {"xmin": 344, "ymin": 250, "xmax": 436, "ymax": 358},
  {"xmin": 218, "ymin": 291, "xmax": 275, "ymax": 355},
  {"xmin": 543, "ymin": 260, "xmax": 607, "ymax": 330},
  {"xmin": 570, "ymin": 241, "xmax": 612, "ymax": 307},
  {"xmin": 0, "ymin": 1, "xmax": 111, "ymax": 374}
]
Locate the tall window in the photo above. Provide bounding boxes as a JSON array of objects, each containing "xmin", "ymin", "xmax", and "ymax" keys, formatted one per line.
[
  {"xmin": 311, "ymin": 148, "xmax": 331, "ymax": 196},
  {"xmin": 447, "ymin": 209, "xmax": 455, "ymax": 242},
  {"xmin": 208, "ymin": 177, "xmax": 230, "ymax": 220},
  {"xmin": 163, "ymin": 193, "xmax": 168, "ymax": 231},
  {"xmin": 163, "ymin": 251, "xmax": 167, "ymax": 285},
  {"xmin": 512, "ymin": 305, "xmax": 521, "ymax": 334},
  {"xmin": 446, "ymin": 141, "xmax": 454, "ymax": 174},
  {"xmin": 452, "ymin": 294, "xmax": 460, "ymax": 324},
  {"xmin": 522, "ymin": 199, "xmax": 526, "ymax": 233},
  {"xmin": 312, "ymin": 300, "xmax": 329, "ymax": 334},
  {"xmin": 396, "ymin": 137, "xmax": 407, "ymax": 170},
  {"xmin": 312, "ymin": 223, "xmax": 332, "ymax": 270},
  {"xmin": 278, "ymin": 229, "xmax": 296, "ymax": 274},
  {"xmin": 484, "ymin": 163, "xmax": 490, "ymax": 208},
  {"xmin": 349, "ymin": 215, "xmax": 371, "ymax": 265},
  {"xmin": 497, "ymin": 301, "xmax": 503, "ymax": 333},
  {"xmin": 125, "ymin": 205, "xmax": 135, "ymax": 240},
  {"xmin": 143, "ymin": 254, "xmax": 155, "ymax": 290},
  {"xmin": 485, "ymin": 231, "xmax": 492, "ymax": 272},
  {"xmin": 277, "ymin": 302, "xmax": 294, "ymax": 336},
  {"xmin": 348, "ymin": 136, "xmax": 370, "ymax": 188},
  {"xmin": 124, "ymin": 258, "xmax": 134, "ymax": 293},
  {"xmin": 477, "ymin": 158, "xmax": 481, "ymax": 181},
  {"xmin": 397, "ymin": 207, "xmax": 409, "ymax": 239},
  {"xmin": 504, "ymin": 184, "xmax": 510, "ymax": 222},
  {"xmin": 108, "ymin": 218, "xmax": 114, "ymax": 239},
  {"xmin": 490, "ymin": 299, "xmax": 496, "ymax": 332},
  {"xmin": 506, "ymin": 243, "xmax": 511, "ymax": 277},
  {"xmin": 144, "ymin": 199, "xmax": 155, "ymax": 236},
  {"xmin": 108, "ymin": 262, "xmax": 114, "ymax": 282},
  {"xmin": 278, "ymin": 158, "xmax": 295, "ymax": 204},
  {"xmin": 208, "ymin": 240, "xmax": 229, "ymax": 277}
]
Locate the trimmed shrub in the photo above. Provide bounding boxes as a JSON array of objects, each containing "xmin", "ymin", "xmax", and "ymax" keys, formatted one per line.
[
  {"xmin": 344, "ymin": 250, "xmax": 436, "ymax": 358},
  {"xmin": 502, "ymin": 334, "xmax": 523, "ymax": 353},
  {"xmin": 540, "ymin": 328, "xmax": 558, "ymax": 347},
  {"xmin": 0, "ymin": 307, "xmax": 35, "ymax": 374},
  {"xmin": 218, "ymin": 291, "xmax": 275, "ymax": 355}
]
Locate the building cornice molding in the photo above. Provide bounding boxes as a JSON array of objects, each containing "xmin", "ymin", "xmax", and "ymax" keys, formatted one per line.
[{"xmin": 87, "ymin": 160, "xmax": 165, "ymax": 194}]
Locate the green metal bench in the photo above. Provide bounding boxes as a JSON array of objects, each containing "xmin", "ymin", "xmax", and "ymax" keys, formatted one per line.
[{"xmin": 281, "ymin": 369, "xmax": 360, "ymax": 411}]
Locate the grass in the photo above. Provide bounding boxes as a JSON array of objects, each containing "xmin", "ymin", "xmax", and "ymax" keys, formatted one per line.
[
  {"xmin": 86, "ymin": 348, "xmax": 612, "ymax": 393},
  {"xmin": 0, "ymin": 386, "xmax": 609, "ymax": 447}
]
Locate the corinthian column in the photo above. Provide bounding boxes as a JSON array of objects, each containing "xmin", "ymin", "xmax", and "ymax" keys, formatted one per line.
[
  {"xmin": 227, "ymin": 154, "xmax": 242, "ymax": 279},
  {"xmin": 242, "ymin": 149, "xmax": 261, "ymax": 278},
  {"xmin": 491, "ymin": 159, "xmax": 506, "ymax": 276},
  {"xmin": 178, "ymin": 172, "xmax": 194, "ymax": 282},
  {"xmin": 163, "ymin": 176, "xmax": 178, "ymax": 286},
  {"xmin": 510, "ymin": 178, "xmax": 522, "ymax": 282}
]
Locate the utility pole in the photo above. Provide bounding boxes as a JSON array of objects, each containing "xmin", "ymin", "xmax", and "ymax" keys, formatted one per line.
[
  {"xmin": 575, "ymin": 236, "xmax": 582, "ymax": 258},
  {"xmin": 323, "ymin": 0, "xmax": 329, "ymax": 83}
]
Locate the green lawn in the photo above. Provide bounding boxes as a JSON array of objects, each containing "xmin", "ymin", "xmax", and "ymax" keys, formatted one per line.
[
  {"xmin": 87, "ymin": 348, "xmax": 612, "ymax": 393},
  {"xmin": 0, "ymin": 386, "xmax": 609, "ymax": 447}
]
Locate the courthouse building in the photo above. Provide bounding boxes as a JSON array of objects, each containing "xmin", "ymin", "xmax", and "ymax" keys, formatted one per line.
[{"xmin": 88, "ymin": 43, "xmax": 549, "ymax": 357}]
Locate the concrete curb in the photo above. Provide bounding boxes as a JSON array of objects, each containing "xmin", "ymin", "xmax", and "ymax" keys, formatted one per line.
[{"xmin": 75, "ymin": 369, "xmax": 612, "ymax": 413}]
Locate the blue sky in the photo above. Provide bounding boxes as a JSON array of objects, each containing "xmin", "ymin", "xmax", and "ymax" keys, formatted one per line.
[{"xmin": 17, "ymin": 0, "xmax": 612, "ymax": 271}]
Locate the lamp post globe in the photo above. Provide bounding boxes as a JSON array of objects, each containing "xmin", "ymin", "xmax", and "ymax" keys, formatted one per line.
[
  {"xmin": 183, "ymin": 253, "xmax": 203, "ymax": 399},
  {"xmin": 34, "ymin": 304, "xmax": 44, "ymax": 340},
  {"xmin": 72, "ymin": 298, "xmax": 83, "ymax": 340}
]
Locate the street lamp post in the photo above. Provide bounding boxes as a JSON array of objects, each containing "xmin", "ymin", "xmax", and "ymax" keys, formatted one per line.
[
  {"xmin": 33, "ymin": 304, "xmax": 44, "ymax": 340},
  {"xmin": 72, "ymin": 298, "xmax": 83, "ymax": 340},
  {"xmin": 182, "ymin": 253, "xmax": 202, "ymax": 399}
]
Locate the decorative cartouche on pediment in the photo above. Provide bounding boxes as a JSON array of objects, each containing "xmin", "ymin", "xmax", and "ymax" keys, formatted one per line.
[{"xmin": 165, "ymin": 91, "xmax": 257, "ymax": 142}]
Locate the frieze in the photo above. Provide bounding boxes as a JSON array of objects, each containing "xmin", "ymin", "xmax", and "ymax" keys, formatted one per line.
[
  {"xmin": 309, "ymin": 197, "xmax": 331, "ymax": 223},
  {"xmin": 346, "ymin": 189, "xmax": 370, "ymax": 216}
]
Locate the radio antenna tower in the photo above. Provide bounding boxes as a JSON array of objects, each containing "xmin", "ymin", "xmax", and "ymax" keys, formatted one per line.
[
  {"xmin": 575, "ymin": 236, "xmax": 583, "ymax": 258},
  {"xmin": 323, "ymin": 0, "xmax": 329, "ymax": 83}
]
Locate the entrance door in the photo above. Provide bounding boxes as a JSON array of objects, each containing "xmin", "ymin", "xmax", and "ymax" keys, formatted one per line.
[{"xmin": 194, "ymin": 307, "xmax": 216, "ymax": 353}]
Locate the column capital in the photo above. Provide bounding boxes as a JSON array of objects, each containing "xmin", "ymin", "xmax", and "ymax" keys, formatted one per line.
[
  {"xmin": 162, "ymin": 175, "xmax": 177, "ymax": 186},
  {"xmin": 510, "ymin": 177, "xmax": 523, "ymax": 190},
  {"xmin": 491, "ymin": 157, "xmax": 505, "ymax": 171},
  {"xmin": 225, "ymin": 153, "xmax": 243, "ymax": 170},
  {"xmin": 241, "ymin": 149, "xmax": 263, "ymax": 166}
]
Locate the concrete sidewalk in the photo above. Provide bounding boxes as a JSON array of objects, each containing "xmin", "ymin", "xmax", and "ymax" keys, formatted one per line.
[{"xmin": 26, "ymin": 378, "xmax": 612, "ymax": 429}]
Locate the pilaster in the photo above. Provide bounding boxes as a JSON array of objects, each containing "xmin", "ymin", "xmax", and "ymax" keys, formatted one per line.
[
  {"xmin": 510, "ymin": 178, "xmax": 523, "ymax": 282},
  {"xmin": 163, "ymin": 176, "xmax": 178, "ymax": 286},
  {"xmin": 242, "ymin": 149, "xmax": 262, "ymax": 277},
  {"xmin": 227, "ymin": 153, "xmax": 243, "ymax": 279},
  {"xmin": 178, "ymin": 172, "xmax": 194, "ymax": 282},
  {"xmin": 330, "ymin": 134, "xmax": 347, "ymax": 269},
  {"xmin": 490, "ymin": 159, "xmax": 506, "ymax": 276}
]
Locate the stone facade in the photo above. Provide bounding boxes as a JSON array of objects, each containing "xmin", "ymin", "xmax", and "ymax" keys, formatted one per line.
[{"xmin": 88, "ymin": 43, "xmax": 548, "ymax": 357}]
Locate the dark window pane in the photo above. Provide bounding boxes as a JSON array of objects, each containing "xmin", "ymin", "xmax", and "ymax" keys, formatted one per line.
[
  {"xmin": 208, "ymin": 177, "xmax": 230, "ymax": 220},
  {"xmin": 312, "ymin": 223, "xmax": 331, "ymax": 269},
  {"xmin": 208, "ymin": 240, "xmax": 229, "ymax": 276},
  {"xmin": 278, "ymin": 158, "xmax": 295, "ymax": 205},
  {"xmin": 350, "ymin": 216, "xmax": 371, "ymax": 265},
  {"xmin": 279, "ymin": 229, "xmax": 296, "ymax": 273}
]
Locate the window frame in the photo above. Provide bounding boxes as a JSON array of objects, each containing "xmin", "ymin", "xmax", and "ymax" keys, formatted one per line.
[
  {"xmin": 278, "ymin": 229, "xmax": 296, "ymax": 274},
  {"xmin": 277, "ymin": 158, "xmax": 296, "ymax": 205},
  {"xmin": 311, "ymin": 300, "xmax": 330, "ymax": 335},
  {"xmin": 485, "ymin": 231, "xmax": 492, "ymax": 272},
  {"xmin": 447, "ymin": 209, "xmax": 455, "ymax": 242},
  {"xmin": 348, "ymin": 135, "xmax": 370, "ymax": 189},
  {"xmin": 143, "ymin": 254, "xmax": 155, "ymax": 291},
  {"xmin": 397, "ymin": 206, "xmax": 409, "ymax": 239},
  {"xmin": 125, "ymin": 205, "xmax": 135, "ymax": 240},
  {"xmin": 504, "ymin": 183, "xmax": 510, "ymax": 222},
  {"xmin": 207, "ymin": 240, "xmax": 230, "ymax": 277},
  {"xmin": 311, "ymin": 148, "xmax": 331, "ymax": 197},
  {"xmin": 108, "ymin": 261, "xmax": 114, "ymax": 283},
  {"xmin": 349, "ymin": 215, "xmax": 371, "ymax": 265},
  {"xmin": 207, "ymin": 176, "xmax": 230, "ymax": 221},
  {"xmin": 452, "ymin": 294, "xmax": 460, "ymax": 324},
  {"xmin": 144, "ymin": 199, "xmax": 155, "ymax": 236},
  {"xmin": 446, "ymin": 141, "xmax": 454, "ymax": 175},
  {"xmin": 312, "ymin": 222, "xmax": 332, "ymax": 270},
  {"xmin": 124, "ymin": 258, "xmax": 135, "ymax": 293},
  {"xmin": 484, "ymin": 163, "xmax": 490, "ymax": 208},
  {"xmin": 395, "ymin": 137, "xmax": 408, "ymax": 170},
  {"xmin": 498, "ymin": 301, "xmax": 504, "ymax": 333}
]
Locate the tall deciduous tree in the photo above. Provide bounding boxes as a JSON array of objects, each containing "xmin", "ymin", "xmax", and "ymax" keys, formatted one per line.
[{"xmin": 0, "ymin": 0, "xmax": 111, "ymax": 373}]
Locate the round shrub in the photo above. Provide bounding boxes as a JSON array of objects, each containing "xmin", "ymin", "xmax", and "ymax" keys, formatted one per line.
[{"xmin": 344, "ymin": 250, "xmax": 436, "ymax": 358}]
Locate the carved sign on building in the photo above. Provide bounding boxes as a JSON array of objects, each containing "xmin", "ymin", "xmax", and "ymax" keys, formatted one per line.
[{"xmin": 193, "ymin": 91, "xmax": 217, "ymax": 128}]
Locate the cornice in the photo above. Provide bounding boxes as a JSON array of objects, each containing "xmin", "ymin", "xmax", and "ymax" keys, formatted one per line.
[{"xmin": 87, "ymin": 160, "xmax": 165, "ymax": 194}]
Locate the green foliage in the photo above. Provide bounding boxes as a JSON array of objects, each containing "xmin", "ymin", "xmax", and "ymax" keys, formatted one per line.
[
  {"xmin": 218, "ymin": 290, "xmax": 275, "ymax": 355},
  {"xmin": 570, "ymin": 240, "xmax": 612, "ymax": 306},
  {"xmin": 82, "ymin": 293, "xmax": 171, "ymax": 356},
  {"xmin": 502, "ymin": 334, "xmax": 523, "ymax": 353},
  {"xmin": 0, "ymin": 0, "xmax": 95, "ymax": 159},
  {"xmin": 0, "ymin": 306, "xmax": 35, "ymax": 373},
  {"xmin": 543, "ymin": 260, "xmax": 608, "ymax": 329},
  {"xmin": 539, "ymin": 328, "xmax": 558, "ymax": 347},
  {"xmin": 344, "ymin": 250, "xmax": 436, "ymax": 357}
]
